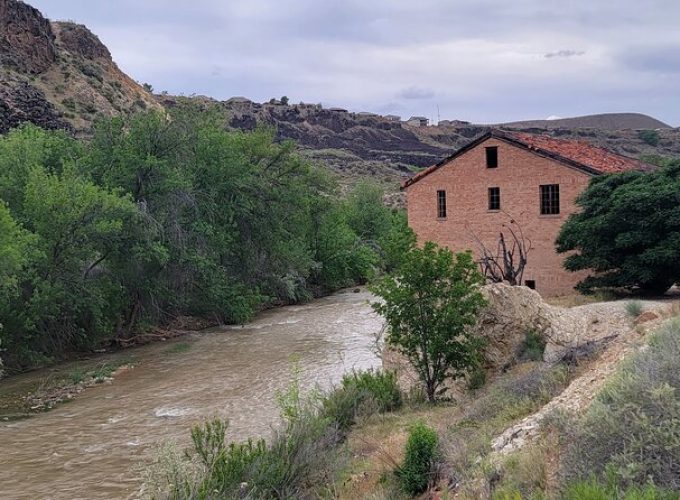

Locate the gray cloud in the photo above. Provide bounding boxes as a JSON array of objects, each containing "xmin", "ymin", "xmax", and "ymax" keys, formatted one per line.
[
  {"xmin": 28, "ymin": 0, "xmax": 680, "ymax": 125},
  {"xmin": 544, "ymin": 50, "xmax": 586, "ymax": 58},
  {"xmin": 398, "ymin": 86, "xmax": 435, "ymax": 100}
]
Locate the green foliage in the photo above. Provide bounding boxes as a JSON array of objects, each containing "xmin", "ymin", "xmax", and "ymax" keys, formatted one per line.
[
  {"xmin": 562, "ymin": 318, "xmax": 680, "ymax": 490},
  {"xmin": 520, "ymin": 330, "xmax": 546, "ymax": 362},
  {"xmin": 0, "ymin": 203, "xmax": 32, "ymax": 305},
  {"xmin": 556, "ymin": 161, "xmax": 680, "ymax": 294},
  {"xmin": 625, "ymin": 300, "xmax": 643, "ymax": 317},
  {"xmin": 467, "ymin": 365, "xmax": 487, "ymax": 391},
  {"xmin": 345, "ymin": 181, "xmax": 391, "ymax": 242},
  {"xmin": 638, "ymin": 129, "xmax": 660, "ymax": 146},
  {"xmin": 397, "ymin": 423, "xmax": 439, "ymax": 495},
  {"xmin": 0, "ymin": 111, "xmax": 406, "ymax": 370},
  {"xmin": 371, "ymin": 241, "xmax": 487, "ymax": 402},
  {"xmin": 562, "ymin": 478, "xmax": 679, "ymax": 500},
  {"xmin": 160, "ymin": 368, "xmax": 401, "ymax": 498},
  {"xmin": 322, "ymin": 369, "xmax": 402, "ymax": 432},
  {"xmin": 379, "ymin": 210, "xmax": 417, "ymax": 272},
  {"xmin": 341, "ymin": 369, "xmax": 402, "ymax": 413}
]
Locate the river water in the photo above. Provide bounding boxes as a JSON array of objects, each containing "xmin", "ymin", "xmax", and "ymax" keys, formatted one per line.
[{"xmin": 0, "ymin": 289, "xmax": 382, "ymax": 499}]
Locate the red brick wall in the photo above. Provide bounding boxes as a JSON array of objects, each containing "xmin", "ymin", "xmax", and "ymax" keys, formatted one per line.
[{"xmin": 404, "ymin": 137, "xmax": 591, "ymax": 297}]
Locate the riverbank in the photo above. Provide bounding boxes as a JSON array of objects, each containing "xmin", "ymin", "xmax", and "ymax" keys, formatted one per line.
[
  {"xmin": 0, "ymin": 289, "xmax": 381, "ymax": 499},
  {"xmin": 0, "ymin": 289, "xmax": 363, "ymax": 419}
]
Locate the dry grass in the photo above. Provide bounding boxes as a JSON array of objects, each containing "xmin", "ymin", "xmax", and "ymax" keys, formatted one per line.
[
  {"xmin": 336, "ymin": 361, "xmax": 574, "ymax": 499},
  {"xmin": 545, "ymin": 290, "xmax": 620, "ymax": 308}
]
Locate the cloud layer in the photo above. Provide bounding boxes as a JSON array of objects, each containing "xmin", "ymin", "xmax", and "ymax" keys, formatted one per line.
[{"xmin": 31, "ymin": 0, "xmax": 680, "ymax": 125}]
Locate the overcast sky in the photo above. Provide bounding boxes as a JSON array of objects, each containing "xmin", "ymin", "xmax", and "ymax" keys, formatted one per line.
[{"xmin": 31, "ymin": 0, "xmax": 680, "ymax": 125}]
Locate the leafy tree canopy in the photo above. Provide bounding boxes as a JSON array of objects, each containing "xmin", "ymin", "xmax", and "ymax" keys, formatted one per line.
[
  {"xmin": 556, "ymin": 161, "xmax": 680, "ymax": 294},
  {"xmin": 370, "ymin": 242, "xmax": 486, "ymax": 402}
]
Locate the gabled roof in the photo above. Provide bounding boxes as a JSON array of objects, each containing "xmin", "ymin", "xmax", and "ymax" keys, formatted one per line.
[{"xmin": 402, "ymin": 129, "xmax": 655, "ymax": 189}]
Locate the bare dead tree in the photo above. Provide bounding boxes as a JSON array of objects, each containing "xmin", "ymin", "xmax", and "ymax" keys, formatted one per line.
[{"xmin": 467, "ymin": 211, "xmax": 532, "ymax": 286}]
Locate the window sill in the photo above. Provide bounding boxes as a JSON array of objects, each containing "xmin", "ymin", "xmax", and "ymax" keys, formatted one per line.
[
  {"xmin": 487, "ymin": 209, "xmax": 501, "ymax": 213},
  {"xmin": 436, "ymin": 217, "xmax": 447, "ymax": 221},
  {"xmin": 539, "ymin": 214, "xmax": 562, "ymax": 219}
]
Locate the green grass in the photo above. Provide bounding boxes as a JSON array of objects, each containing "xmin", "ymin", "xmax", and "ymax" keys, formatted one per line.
[
  {"xmin": 561, "ymin": 318, "xmax": 680, "ymax": 490},
  {"xmin": 625, "ymin": 300, "xmax": 643, "ymax": 317}
]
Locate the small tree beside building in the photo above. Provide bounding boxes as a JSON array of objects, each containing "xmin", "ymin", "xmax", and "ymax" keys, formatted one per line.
[{"xmin": 370, "ymin": 242, "xmax": 487, "ymax": 402}]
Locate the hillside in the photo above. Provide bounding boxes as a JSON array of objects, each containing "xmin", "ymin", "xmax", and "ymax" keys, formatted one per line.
[
  {"xmin": 162, "ymin": 95, "xmax": 680, "ymax": 194},
  {"xmin": 498, "ymin": 112, "xmax": 672, "ymax": 130},
  {"xmin": 2, "ymin": 0, "xmax": 679, "ymax": 193},
  {"xmin": 0, "ymin": 0, "xmax": 159, "ymax": 135}
]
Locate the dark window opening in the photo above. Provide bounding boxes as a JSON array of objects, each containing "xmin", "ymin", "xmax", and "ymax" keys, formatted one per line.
[
  {"xmin": 540, "ymin": 184, "xmax": 560, "ymax": 215},
  {"xmin": 525, "ymin": 280, "xmax": 536, "ymax": 290},
  {"xmin": 486, "ymin": 146, "xmax": 498, "ymax": 168},
  {"xmin": 437, "ymin": 190, "xmax": 447, "ymax": 218},
  {"xmin": 488, "ymin": 187, "xmax": 501, "ymax": 210}
]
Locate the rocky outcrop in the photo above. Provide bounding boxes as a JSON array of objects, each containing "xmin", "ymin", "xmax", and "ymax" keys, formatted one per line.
[
  {"xmin": 53, "ymin": 22, "xmax": 111, "ymax": 60},
  {"xmin": 0, "ymin": 0, "xmax": 56, "ymax": 73},
  {"xmin": 382, "ymin": 284, "xmax": 667, "ymax": 397},
  {"xmin": 0, "ymin": 77, "xmax": 71, "ymax": 133},
  {"xmin": 0, "ymin": 0, "xmax": 159, "ymax": 135}
]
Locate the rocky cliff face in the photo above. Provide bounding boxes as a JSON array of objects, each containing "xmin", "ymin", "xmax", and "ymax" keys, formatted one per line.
[
  {"xmin": 192, "ymin": 96, "xmax": 680, "ymax": 194},
  {"xmin": 0, "ymin": 0, "xmax": 159, "ymax": 135},
  {"xmin": 0, "ymin": 0, "xmax": 56, "ymax": 73}
]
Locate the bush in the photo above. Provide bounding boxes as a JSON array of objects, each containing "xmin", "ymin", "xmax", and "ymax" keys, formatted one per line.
[
  {"xmin": 561, "ymin": 318, "xmax": 680, "ymax": 490},
  {"xmin": 625, "ymin": 300, "xmax": 643, "ymax": 317},
  {"xmin": 638, "ymin": 129, "xmax": 660, "ymax": 146},
  {"xmin": 398, "ymin": 423, "xmax": 439, "ymax": 495},
  {"xmin": 467, "ymin": 365, "xmax": 487, "ymax": 391},
  {"xmin": 341, "ymin": 369, "xmax": 402, "ymax": 412},
  {"xmin": 519, "ymin": 330, "xmax": 546, "ymax": 362},
  {"xmin": 169, "ymin": 415, "xmax": 341, "ymax": 499},
  {"xmin": 323, "ymin": 369, "xmax": 402, "ymax": 432},
  {"xmin": 154, "ymin": 368, "xmax": 401, "ymax": 498}
]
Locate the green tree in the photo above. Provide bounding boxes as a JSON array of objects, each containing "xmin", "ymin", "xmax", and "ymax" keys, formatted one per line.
[
  {"xmin": 378, "ymin": 210, "xmax": 416, "ymax": 271},
  {"xmin": 556, "ymin": 161, "xmax": 680, "ymax": 294},
  {"xmin": 370, "ymin": 242, "xmax": 486, "ymax": 402},
  {"xmin": 1, "ymin": 165, "xmax": 139, "ymax": 367},
  {"xmin": 0, "ymin": 203, "xmax": 32, "ymax": 303},
  {"xmin": 345, "ymin": 181, "xmax": 392, "ymax": 243}
]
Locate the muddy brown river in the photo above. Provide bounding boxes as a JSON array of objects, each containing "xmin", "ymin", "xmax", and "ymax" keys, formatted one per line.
[{"xmin": 0, "ymin": 290, "xmax": 382, "ymax": 499}]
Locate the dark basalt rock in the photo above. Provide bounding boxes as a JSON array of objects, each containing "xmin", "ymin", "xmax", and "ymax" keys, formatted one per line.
[
  {"xmin": 0, "ymin": 79, "xmax": 72, "ymax": 134},
  {"xmin": 0, "ymin": 0, "xmax": 57, "ymax": 74}
]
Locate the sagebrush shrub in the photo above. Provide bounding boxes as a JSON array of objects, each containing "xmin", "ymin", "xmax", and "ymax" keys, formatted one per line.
[
  {"xmin": 562, "ymin": 318, "xmax": 680, "ymax": 490},
  {"xmin": 340, "ymin": 369, "xmax": 402, "ymax": 412},
  {"xmin": 398, "ymin": 423, "xmax": 439, "ymax": 495},
  {"xmin": 625, "ymin": 300, "xmax": 643, "ymax": 317}
]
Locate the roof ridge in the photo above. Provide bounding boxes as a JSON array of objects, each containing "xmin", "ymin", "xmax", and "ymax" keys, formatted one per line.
[{"xmin": 402, "ymin": 128, "xmax": 655, "ymax": 190}]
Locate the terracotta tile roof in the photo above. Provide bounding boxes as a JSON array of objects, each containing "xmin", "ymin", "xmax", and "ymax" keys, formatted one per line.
[
  {"xmin": 402, "ymin": 129, "xmax": 655, "ymax": 189},
  {"xmin": 506, "ymin": 131, "xmax": 654, "ymax": 175}
]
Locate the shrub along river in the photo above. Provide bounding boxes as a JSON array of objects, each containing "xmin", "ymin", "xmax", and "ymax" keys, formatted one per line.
[{"xmin": 0, "ymin": 289, "xmax": 382, "ymax": 499}]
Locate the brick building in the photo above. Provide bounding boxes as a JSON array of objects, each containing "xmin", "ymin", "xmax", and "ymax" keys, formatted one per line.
[{"xmin": 402, "ymin": 129, "xmax": 653, "ymax": 296}]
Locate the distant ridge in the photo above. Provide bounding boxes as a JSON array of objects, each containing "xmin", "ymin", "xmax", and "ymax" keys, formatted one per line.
[{"xmin": 496, "ymin": 113, "xmax": 672, "ymax": 130}]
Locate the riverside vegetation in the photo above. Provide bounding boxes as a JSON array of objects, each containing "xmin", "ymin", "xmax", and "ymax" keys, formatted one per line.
[
  {"xmin": 147, "ymin": 318, "xmax": 680, "ymax": 499},
  {"xmin": 0, "ymin": 106, "xmax": 414, "ymax": 373}
]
